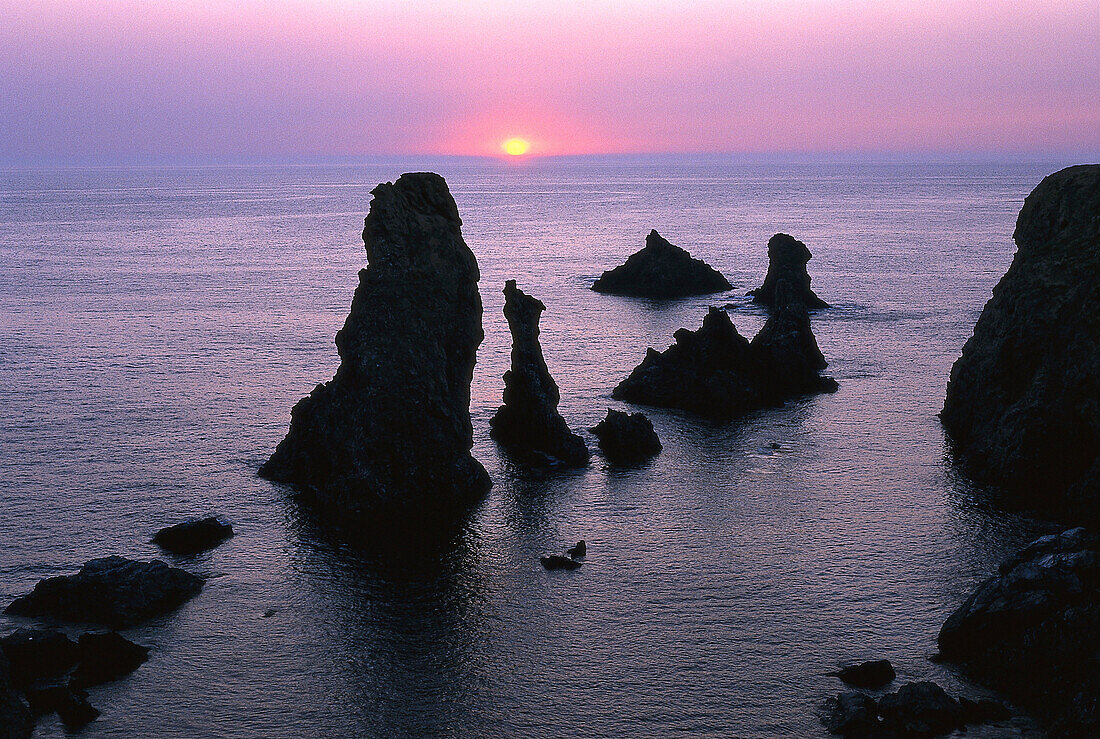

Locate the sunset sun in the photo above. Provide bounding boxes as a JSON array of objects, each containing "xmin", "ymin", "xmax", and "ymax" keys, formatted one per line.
[{"xmin": 502, "ymin": 137, "xmax": 531, "ymax": 156}]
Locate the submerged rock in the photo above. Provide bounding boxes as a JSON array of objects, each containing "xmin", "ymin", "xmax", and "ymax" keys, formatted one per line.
[
  {"xmin": 4, "ymin": 556, "xmax": 203, "ymax": 629},
  {"xmin": 591, "ymin": 230, "xmax": 732, "ymax": 298},
  {"xmin": 613, "ymin": 285, "xmax": 835, "ymax": 420},
  {"xmin": 71, "ymin": 632, "xmax": 149, "ymax": 688},
  {"xmin": 153, "ymin": 516, "xmax": 233, "ymax": 555},
  {"xmin": 541, "ymin": 555, "xmax": 582, "ymax": 571},
  {"xmin": 0, "ymin": 652, "xmax": 32, "ymax": 739},
  {"xmin": 590, "ymin": 409, "xmax": 662, "ymax": 464},
  {"xmin": 749, "ymin": 233, "xmax": 829, "ymax": 310},
  {"xmin": 937, "ymin": 527, "xmax": 1100, "ymax": 735},
  {"xmin": 833, "ymin": 659, "xmax": 895, "ymax": 689},
  {"xmin": 941, "ymin": 164, "xmax": 1100, "ymax": 518},
  {"xmin": 0, "ymin": 628, "xmax": 79, "ymax": 687},
  {"xmin": 490, "ymin": 280, "xmax": 588, "ymax": 466},
  {"xmin": 261, "ymin": 173, "xmax": 491, "ymax": 515}
]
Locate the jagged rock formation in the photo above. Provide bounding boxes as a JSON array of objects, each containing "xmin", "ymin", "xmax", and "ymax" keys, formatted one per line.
[
  {"xmin": 0, "ymin": 652, "xmax": 32, "ymax": 739},
  {"xmin": 749, "ymin": 233, "xmax": 828, "ymax": 310},
  {"xmin": 153, "ymin": 517, "xmax": 233, "ymax": 555},
  {"xmin": 261, "ymin": 172, "xmax": 491, "ymax": 514},
  {"xmin": 821, "ymin": 681, "xmax": 1007, "ymax": 737},
  {"xmin": 4, "ymin": 556, "xmax": 202, "ymax": 629},
  {"xmin": 941, "ymin": 165, "xmax": 1100, "ymax": 519},
  {"xmin": 490, "ymin": 280, "xmax": 588, "ymax": 466},
  {"xmin": 937, "ymin": 527, "xmax": 1100, "ymax": 736},
  {"xmin": 590, "ymin": 409, "xmax": 662, "ymax": 464},
  {"xmin": 613, "ymin": 281, "xmax": 836, "ymax": 419},
  {"xmin": 591, "ymin": 230, "xmax": 732, "ymax": 298}
]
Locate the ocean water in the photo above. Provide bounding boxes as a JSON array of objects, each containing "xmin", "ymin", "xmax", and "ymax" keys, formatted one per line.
[{"xmin": 0, "ymin": 159, "xmax": 1067, "ymax": 737}]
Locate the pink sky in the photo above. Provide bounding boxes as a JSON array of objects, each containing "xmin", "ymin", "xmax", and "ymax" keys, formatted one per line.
[{"xmin": 1, "ymin": 0, "xmax": 1098, "ymax": 160}]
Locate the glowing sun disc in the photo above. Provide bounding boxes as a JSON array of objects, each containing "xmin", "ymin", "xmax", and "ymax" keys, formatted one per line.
[{"xmin": 502, "ymin": 137, "xmax": 531, "ymax": 156}]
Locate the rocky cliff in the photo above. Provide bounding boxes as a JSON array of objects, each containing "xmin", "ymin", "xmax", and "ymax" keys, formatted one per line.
[
  {"xmin": 261, "ymin": 172, "xmax": 491, "ymax": 514},
  {"xmin": 941, "ymin": 165, "xmax": 1100, "ymax": 518},
  {"xmin": 490, "ymin": 280, "xmax": 588, "ymax": 466}
]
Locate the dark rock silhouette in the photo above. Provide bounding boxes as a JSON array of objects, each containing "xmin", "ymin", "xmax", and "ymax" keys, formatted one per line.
[
  {"xmin": 25, "ymin": 684, "xmax": 99, "ymax": 728},
  {"xmin": 0, "ymin": 629, "xmax": 79, "ymax": 688},
  {"xmin": 0, "ymin": 652, "xmax": 32, "ymax": 739},
  {"xmin": 958, "ymin": 697, "xmax": 1010, "ymax": 725},
  {"xmin": 4, "ymin": 556, "xmax": 203, "ymax": 629},
  {"xmin": 541, "ymin": 555, "xmax": 582, "ymax": 571},
  {"xmin": 820, "ymin": 691, "xmax": 878, "ymax": 736},
  {"xmin": 590, "ymin": 409, "xmax": 662, "ymax": 464},
  {"xmin": 71, "ymin": 632, "xmax": 149, "ymax": 688},
  {"xmin": 567, "ymin": 541, "xmax": 586, "ymax": 559},
  {"xmin": 490, "ymin": 280, "xmax": 589, "ymax": 466},
  {"xmin": 937, "ymin": 527, "xmax": 1100, "ymax": 735},
  {"xmin": 941, "ymin": 165, "xmax": 1100, "ymax": 519},
  {"xmin": 877, "ymin": 682, "xmax": 964, "ymax": 736},
  {"xmin": 749, "ymin": 232, "xmax": 828, "ymax": 310},
  {"xmin": 260, "ymin": 173, "xmax": 491, "ymax": 515},
  {"xmin": 153, "ymin": 516, "xmax": 233, "ymax": 555},
  {"xmin": 833, "ymin": 659, "xmax": 895, "ymax": 689},
  {"xmin": 591, "ymin": 230, "xmax": 732, "ymax": 298},
  {"xmin": 613, "ymin": 284, "xmax": 836, "ymax": 420}
]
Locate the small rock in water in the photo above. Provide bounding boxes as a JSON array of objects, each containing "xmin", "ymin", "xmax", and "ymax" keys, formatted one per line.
[
  {"xmin": 590, "ymin": 409, "xmax": 662, "ymax": 464},
  {"xmin": 820, "ymin": 691, "xmax": 879, "ymax": 735},
  {"xmin": 263, "ymin": 608, "xmax": 277, "ymax": 618},
  {"xmin": 567, "ymin": 541, "xmax": 586, "ymax": 559},
  {"xmin": 591, "ymin": 230, "xmax": 732, "ymax": 298},
  {"xmin": 0, "ymin": 628, "xmax": 79, "ymax": 687},
  {"xmin": 29, "ymin": 684, "xmax": 100, "ymax": 729},
  {"xmin": 877, "ymin": 681, "xmax": 963, "ymax": 736},
  {"xmin": 71, "ymin": 631, "xmax": 150, "ymax": 687},
  {"xmin": 833, "ymin": 659, "xmax": 896, "ymax": 689},
  {"xmin": 153, "ymin": 516, "xmax": 234, "ymax": 555},
  {"xmin": 541, "ymin": 555, "xmax": 582, "ymax": 571},
  {"xmin": 4, "ymin": 556, "xmax": 203, "ymax": 629}
]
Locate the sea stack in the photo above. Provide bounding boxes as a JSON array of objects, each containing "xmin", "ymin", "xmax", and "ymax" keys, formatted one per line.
[
  {"xmin": 260, "ymin": 173, "xmax": 491, "ymax": 514},
  {"xmin": 590, "ymin": 409, "xmax": 662, "ymax": 464},
  {"xmin": 749, "ymin": 233, "xmax": 828, "ymax": 310},
  {"xmin": 613, "ymin": 282, "xmax": 835, "ymax": 419},
  {"xmin": 490, "ymin": 280, "xmax": 588, "ymax": 466},
  {"xmin": 941, "ymin": 164, "xmax": 1099, "ymax": 518},
  {"xmin": 591, "ymin": 230, "xmax": 732, "ymax": 298}
]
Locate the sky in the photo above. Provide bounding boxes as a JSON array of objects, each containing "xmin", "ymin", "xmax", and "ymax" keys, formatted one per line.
[{"xmin": 1, "ymin": 0, "xmax": 1098, "ymax": 161}]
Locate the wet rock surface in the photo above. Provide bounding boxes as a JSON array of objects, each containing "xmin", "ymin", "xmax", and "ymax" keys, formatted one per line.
[
  {"xmin": 4, "ymin": 556, "xmax": 203, "ymax": 629},
  {"xmin": 749, "ymin": 233, "xmax": 829, "ymax": 310},
  {"xmin": 941, "ymin": 164, "xmax": 1100, "ymax": 518},
  {"xmin": 612, "ymin": 283, "xmax": 836, "ymax": 419},
  {"xmin": 261, "ymin": 172, "xmax": 491, "ymax": 516},
  {"xmin": 834, "ymin": 659, "xmax": 895, "ymax": 689},
  {"xmin": 153, "ymin": 516, "xmax": 234, "ymax": 555},
  {"xmin": 590, "ymin": 409, "xmax": 662, "ymax": 464},
  {"xmin": 591, "ymin": 230, "xmax": 732, "ymax": 298},
  {"xmin": 937, "ymin": 527, "xmax": 1100, "ymax": 736},
  {"xmin": 490, "ymin": 280, "xmax": 588, "ymax": 466}
]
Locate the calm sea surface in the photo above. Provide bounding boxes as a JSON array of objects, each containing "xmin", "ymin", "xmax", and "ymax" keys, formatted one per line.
[{"xmin": 0, "ymin": 159, "xmax": 1069, "ymax": 737}]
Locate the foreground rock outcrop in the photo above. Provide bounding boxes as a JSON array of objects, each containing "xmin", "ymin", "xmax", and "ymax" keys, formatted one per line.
[
  {"xmin": 821, "ymin": 681, "xmax": 1007, "ymax": 737},
  {"xmin": 0, "ymin": 652, "xmax": 32, "ymax": 739},
  {"xmin": 490, "ymin": 280, "xmax": 588, "ymax": 466},
  {"xmin": 590, "ymin": 409, "xmax": 662, "ymax": 464},
  {"xmin": 153, "ymin": 516, "xmax": 233, "ymax": 555},
  {"xmin": 937, "ymin": 527, "xmax": 1100, "ymax": 736},
  {"xmin": 4, "ymin": 556, "xmax": 202, "ymax": 628},
  {"xmin": 941, "ymin": 165, "xmax": 1100, "ymax": 518},
  {"xmin": 749, "ymin": 233, "xmax": 829, "ymax": 310},
  {"xmin": 613, "ymin": 283, "xmax": 836, "ymax": 419},
  {"xmin": 591, "ymin": 230, "xmax": 732, "ymax": 298},
  {"xmin": 261, "ymin": 173, "xmax": 491, "ymax": 515}
]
